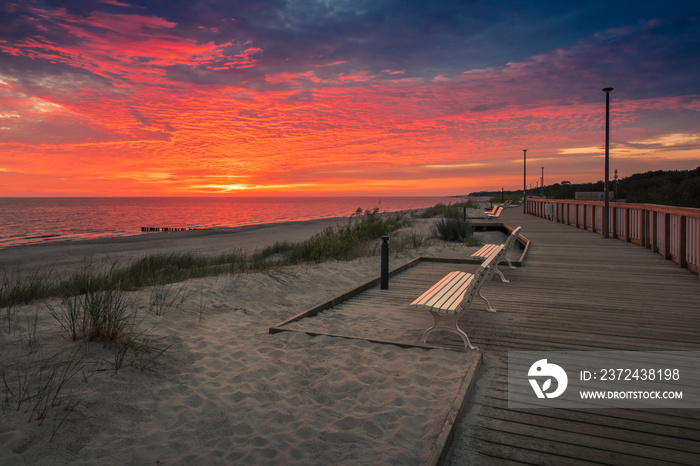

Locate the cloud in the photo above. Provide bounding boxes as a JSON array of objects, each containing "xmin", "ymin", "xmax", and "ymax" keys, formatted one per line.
[{"xmin": 1, "ymin": 1, "xmax": 699, "ymax": 195}]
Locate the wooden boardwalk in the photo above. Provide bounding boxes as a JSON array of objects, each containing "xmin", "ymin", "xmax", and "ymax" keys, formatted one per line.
[
  {"xmin": 445, "ymin": 208, "xmax": 700, "ymax": 466},
  {"xmin": 273, "ymin": 207, "xmax": 700, "ymax": 465}
]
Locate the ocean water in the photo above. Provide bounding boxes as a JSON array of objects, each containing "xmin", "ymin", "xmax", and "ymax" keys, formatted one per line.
[{"xmin": 0, "ymin": 196, "xmax": 461, "ymax": 248}]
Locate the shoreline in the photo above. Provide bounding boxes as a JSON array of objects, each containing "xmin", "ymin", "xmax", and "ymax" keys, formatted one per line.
[
  {"xmin": 1, "ymin": 206, "xmax": 472, "ymax": 281},
  {"xmin": 0, "ymin": 196, "xmax": 465, "ymax": 250},
  {"xmin": 0, "ymin": 215, "xmax": 360, "ymax": 279}
]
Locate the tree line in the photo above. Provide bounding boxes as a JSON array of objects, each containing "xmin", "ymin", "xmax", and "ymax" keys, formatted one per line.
[{"xmin": 469, "ymin": 167, "xmax": 700, "ymax": 208}]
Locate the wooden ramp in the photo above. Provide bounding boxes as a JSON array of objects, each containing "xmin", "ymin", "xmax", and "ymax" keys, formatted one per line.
[{"xmin": 444, "ymin": 208, "xmax": 700, "ymax": 466}]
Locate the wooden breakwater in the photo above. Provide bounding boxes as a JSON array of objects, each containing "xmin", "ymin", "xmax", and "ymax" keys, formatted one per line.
[{"xmin": 140, "ymin": 227, "xmax": 207, "ymax": 232}]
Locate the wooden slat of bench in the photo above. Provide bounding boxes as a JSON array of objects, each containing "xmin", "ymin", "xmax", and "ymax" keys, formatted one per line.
[
  {"xmin": 410, "ymin": 271, "xmax": 462, "ymax": 308},
  {"xmin": 411, "ymin": 272, "xmax": 474, "ymax": 313},
  {"xmin": 472, "ymin": 243, "xmax": 500, "ymax": 259},
  {"xmin": 425, "ymin": 274, "xmax": 473, "ymax": 313},
  {"xmin": 411, "ymin": 272, "xmax": 466, "ymax": 310}
]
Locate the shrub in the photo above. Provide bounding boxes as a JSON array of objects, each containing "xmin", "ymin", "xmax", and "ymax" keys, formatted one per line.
[
  {"xmin": 414, "ymin": 201, "xmax": 477, "ymax": 219},
  {"xmin": 0, "ymin": 207, "xmax": 411, "ymax": 306},
  {"xmin": 431, "ymin": 217, "xmax": 476, "ymax": 242}
]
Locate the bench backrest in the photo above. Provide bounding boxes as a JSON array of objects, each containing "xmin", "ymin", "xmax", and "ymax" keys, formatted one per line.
[
  {"xmin": 505, "ymin": 226, "xmax": 522, "ymax": 250},
  {"xmin": 485, "ymin": 206, "xmax": 503, "ymax": 219},
  {"xmin": 459, "ymin": 244, "xmax": 504, "ymax": 310}
]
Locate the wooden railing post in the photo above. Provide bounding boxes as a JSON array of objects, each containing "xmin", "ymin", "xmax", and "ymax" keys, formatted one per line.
[
  {"xmin": 651, "ymin": 211, "xmax": 658, "ymax": 253},
  {"xmin": 664, "ymin": 213, "xmax": 671, "ymax": 260},
  {"xmin": 624, "ymin": 208, "xmax": 630, "ymax": 243},
  {"xmin": 680, "ymin": 216, "xmax": 687, "ymax": 268}
]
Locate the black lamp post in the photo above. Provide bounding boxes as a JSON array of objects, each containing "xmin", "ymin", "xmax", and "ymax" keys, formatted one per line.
[
  {"xmin": 541, "ymin": 167, "xmax": 544, "ymax": 197},
  {"xmin": 602, "ymin": 88, "xmax": 613, "ymax": 239}
]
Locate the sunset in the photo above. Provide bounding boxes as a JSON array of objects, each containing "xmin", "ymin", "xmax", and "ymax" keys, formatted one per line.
[
  {"xmin": 1, "ymin": 0, "xmax": 698, "ymax": 196},
  {"xmin": 3, "ymin": 2, "xmax": 700, "ymax": 464}
]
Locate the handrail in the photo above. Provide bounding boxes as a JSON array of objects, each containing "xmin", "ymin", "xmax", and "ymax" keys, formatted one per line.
[{"xmin": 526, "ymin": 198, "xmax": 700, "ymax": 278}]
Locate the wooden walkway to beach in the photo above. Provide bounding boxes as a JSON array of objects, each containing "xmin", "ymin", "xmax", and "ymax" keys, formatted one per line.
[
  {"xmin": 447, "ymin": 208, "xmax": 700, "ymax": 466},
  {"xmin": 272, "ymin": 207, "xmax": 700, "ymax": 465}
]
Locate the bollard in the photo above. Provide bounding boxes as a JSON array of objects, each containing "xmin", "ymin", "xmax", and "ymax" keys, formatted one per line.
[{"xmin": 380, "ymin": 236, "xmax": 389, "ymax": 289}]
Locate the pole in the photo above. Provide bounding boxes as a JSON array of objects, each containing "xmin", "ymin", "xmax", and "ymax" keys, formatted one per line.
[
  {"xmin": 380, "ymin": 236, "xmax": 389, "ymax": 289},
  {"xmin": 523, "ymin": 149, "xmax": 527, "ymax": 214},
  {"xmin": 541, "ymin": 167, "xmax": 544, "ymax": 197},
  {"xmin": 603, "ymin": 88, "xmax": 613, "ymax": 239}
]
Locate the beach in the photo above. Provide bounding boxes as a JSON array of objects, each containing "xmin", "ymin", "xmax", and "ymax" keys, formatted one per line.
[{"xmin": 0, "ymin": 211, "xmax": 510, "ymax": 464}]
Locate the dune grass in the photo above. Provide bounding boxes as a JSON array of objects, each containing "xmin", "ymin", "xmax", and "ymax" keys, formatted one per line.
[
  {"xmin": 412, "ymin": 200, "xmax": 478, "ymax": 219},
  {"xmin": 0, "ymin": 207, "xmax": 410, "ymax": 309},
  {"xmin": 430, "ymin": 217, "xmax": 482, "ymax": 247},
  {"xmin": 0, "ymin": 204, "xmax": 433, "ymax": 432}
]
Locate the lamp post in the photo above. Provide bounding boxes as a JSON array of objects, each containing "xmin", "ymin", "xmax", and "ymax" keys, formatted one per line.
[
  {"xmin": 602, "ymin": 88, "xmax": 613, "ymax": 239},
  {"xmin": 523, "ymin": 149, "xmax": 527, "ymax": 214},
  {"xmin": 541, "ymin": 167, "xmax": 544, "ymax": 197}
]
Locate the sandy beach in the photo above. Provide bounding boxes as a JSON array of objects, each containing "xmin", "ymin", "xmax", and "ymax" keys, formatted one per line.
[{"xmin": 0, "ymin": 212, "xmax": 512, "ymax": 464}]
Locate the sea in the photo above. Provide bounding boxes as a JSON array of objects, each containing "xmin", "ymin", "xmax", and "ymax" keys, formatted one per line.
[{"xmin": 0, "ymin": 196, "xmax": 463, "ymax": 249}]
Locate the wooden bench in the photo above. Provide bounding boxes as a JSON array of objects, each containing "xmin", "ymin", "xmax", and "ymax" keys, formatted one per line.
[
  {"xmin": 467, "ymin": 205, "xmax": 503, "ymax": 221},
  {"xmin": 485, "ymin": 205, "xmax": 503, "ymax": 220},
  {"xmin": 410, "ymin": 245, "xmax": 505, "ymax": 349},
  {"xmin": 484, "ymin": 205, "xmax": 499, "ymax": 216},
  {"xmin": 471, "ymin": 226, "xmax": 521, "ymax": 283}
]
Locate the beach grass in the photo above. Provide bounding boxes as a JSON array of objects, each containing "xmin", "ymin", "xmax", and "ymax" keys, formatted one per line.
[
  {"xmin": 0, "ymin": 207, "xmax": 410, "ymax": 309},
  {"xmin": 431, "ymin": 217, "xmax": 482, "ymax": 246},
  {"xmin": 412, "ymin": 200, "xmax": 477, "ymax": 219}
]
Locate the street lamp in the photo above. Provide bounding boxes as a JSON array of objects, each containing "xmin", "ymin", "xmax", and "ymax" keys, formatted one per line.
[
  {"xmin": 541, "ymin": 167, "xmax": 544, "ymax": 197},
  {"xmin": 603, "ymin": 87, "xmax": 613, "ymax": 239},
  {"xmin": 523, "ymin": 149, "xmax": 527, "ymax": 213}
]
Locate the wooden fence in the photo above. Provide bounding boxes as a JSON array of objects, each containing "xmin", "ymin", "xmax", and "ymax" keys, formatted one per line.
[{"xmin": 526, "ymin": 198, "xmax": 700, "ymax": 278}]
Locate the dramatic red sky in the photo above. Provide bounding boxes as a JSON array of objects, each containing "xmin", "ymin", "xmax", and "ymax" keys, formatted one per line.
[{"xmin": 1, "ymin": 1, "xmax": 699, "ymax": 196}]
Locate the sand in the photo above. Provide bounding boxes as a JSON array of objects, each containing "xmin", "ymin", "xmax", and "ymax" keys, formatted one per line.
[{"xmin": 0, "ymin": 212, "xmax": 512, "ymax": 464}]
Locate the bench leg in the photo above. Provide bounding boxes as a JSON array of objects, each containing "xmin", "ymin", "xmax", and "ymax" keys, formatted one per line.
[
  {"xmin": 478, "ymin": 287, "xmax": 497, "ymax": 312},
  {"xmin": 421, "ymin": 311, "xmax": 477, "ymax": 350},
  {"xmin": 493, "ymin": 265, "xmax": 510, "ymax": 283},
  {"xmin": 505, "ymin": 257, "xmax": 516, "ymax": 269}
]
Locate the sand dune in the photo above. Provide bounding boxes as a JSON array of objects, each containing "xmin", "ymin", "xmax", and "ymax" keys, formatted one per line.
[{"xmin": 0, "ymin": 214, "xmax": 509, "ymax": 464}]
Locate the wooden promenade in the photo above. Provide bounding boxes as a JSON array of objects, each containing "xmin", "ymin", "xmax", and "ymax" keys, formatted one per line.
[
  {"xmin": 446, "ymin": 208, "xmax": 700, "ymax": 466},
  {"xmin": 273, "ymin": 207, "xmax": 700, "ymax": 465}
]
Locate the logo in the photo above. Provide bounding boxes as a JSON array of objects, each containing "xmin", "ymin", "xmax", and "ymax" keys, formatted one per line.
[{"xmin": 528, "ymin": 359, "xmax": 568, "ymax": 398}]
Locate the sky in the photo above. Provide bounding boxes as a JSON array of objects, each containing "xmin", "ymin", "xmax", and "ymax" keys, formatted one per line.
[{"xmin": 1, "ymin": 0, "xmax": 699, "ymax": 196}]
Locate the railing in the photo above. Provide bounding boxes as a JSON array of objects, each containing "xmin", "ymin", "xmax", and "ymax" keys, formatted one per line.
[{"xmin": 526, "ymin": 198, "xmax": 700, "ymax": 278}]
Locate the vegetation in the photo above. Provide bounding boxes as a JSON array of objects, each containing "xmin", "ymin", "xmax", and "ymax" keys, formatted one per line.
[
  {"xmin": 469, "ymin": 167, "xmax": 700, "ymax": 208},
  {"xmin": 431, "ymin": 217, "xmax": 482, "ymax": 246},
  {"xmin": 416, "ymin": 201, "xmax": 483, "ymax": 246},
  {"xmin": 412, "ymin": 200, "xmax": 477, "ymax": 219},
  {"xmin": 0, "ymin": 203, "xmax": 482, "ymax": 432},
  {"xmin": 615, "ymin": 168, "xmax": 700, "ymax": 207},
  {"xmin": 0, "ymin": 207, "xmax": 410, "ymax": 309},
  {"xmin": 489, "ymin": 193, "xmax": 521, "ymax": 205}
]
